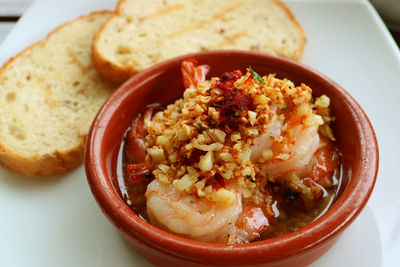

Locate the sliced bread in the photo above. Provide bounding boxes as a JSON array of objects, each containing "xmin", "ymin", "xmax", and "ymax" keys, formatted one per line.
[
  {"xmin": 92, "ymin": 0, "xmax": 306, "ymax": 83},
  {"xmin": 0, "ymin": 11, "xmax": 115, "ymax": 176}
]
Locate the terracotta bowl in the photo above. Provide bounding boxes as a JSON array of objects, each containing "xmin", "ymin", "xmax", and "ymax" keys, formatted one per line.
[{"xmin": 85, "ymin": 51, "xmax": 378, "ymax": 267}]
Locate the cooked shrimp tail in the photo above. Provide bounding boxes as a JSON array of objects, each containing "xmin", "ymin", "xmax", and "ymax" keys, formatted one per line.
[
  {"xmin": 308, "ymin": 137, "xmax": 340, "ymax": 188},
  {"xmin": 228, "ymin": 204, "xmax": 271, "ymax": 243},
  {"xmin": 127, "ymin": 163, "xmax": 154, "ymax": 185},
  {"xmin": 181, "ymin": 58, "xmax": 210, "ymax": 89},
  {"xmin": 125, "ymin": 103, "xmax": 162, "ymax": 163}
]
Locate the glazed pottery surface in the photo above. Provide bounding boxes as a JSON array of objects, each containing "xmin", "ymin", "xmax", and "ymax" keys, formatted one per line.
[{"xmin": 85, "ymin": 51, "xmax": 378, "ymax": 267}]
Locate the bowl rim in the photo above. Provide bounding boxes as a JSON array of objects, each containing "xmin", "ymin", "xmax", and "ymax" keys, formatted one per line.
[{"xmin": 85, "ymin": 50, "xmax": 379, "ymax": 263}]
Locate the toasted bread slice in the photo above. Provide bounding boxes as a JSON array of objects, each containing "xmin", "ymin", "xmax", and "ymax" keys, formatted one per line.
[
  {"xmin": 0, "ymin": 11, "xmax": 115, "ymax": 176},
  {"xmin": 92, "ymin": 0, "xmax": 306, "ymax": 83}
]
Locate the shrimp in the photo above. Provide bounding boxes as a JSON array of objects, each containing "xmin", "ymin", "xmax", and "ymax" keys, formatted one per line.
[
  {"xmin": 125, "ymin": 104, "xmax": 162, "ymax": 184},
  {"xmin": 249, "ymin": 114, "xmax": 323, "ymax": 208},
  {"xmin": 126, "ymin": 163, "xmax": 153, "ymax": 185},
  {"xmin": 251, "ymin": 121, "xmax": 336, "ymax": 209},
  {"xmin": 265, "ymin": 136, "xmax": 338, "ymax": 210},
  {"xmin": 181, "ymin": 58, "xmax": 210, "ymax": 89},
  {"xmin": 250, "ymin": 113, "xmax": 283, "ymax": 162},
  {"xmin": 125, "ymin": 103, "xmax": 162, "ymax": 163},
  {"xmin": 229, "ymin": 204, "xmax": 271, "ymax": 243},
  {"xmin": 263, "ymin": 125, "xmax": 320, "ymax": 177},
  {"xmin": 146, "ymin": 179, "xmax": 242, "ymax": 239},
  {"xmin": 144, "ymin": 60, "xmax": 272, "ymax": 243},
  {"xmin": 251, "ymin": 122, "xmax": 320, "ymax": 178},
  {"xmin": 146, "ymin": 179, "xmax": 272, "ymax": 243},
  {"xmin": 308, "ymin": 137, "xmax": 340, "ymax": 188},
  {"xmin": 249, "ymin": 102, "xmax": 320, "ymax": 178},
  {"xmin": 202, "ymin": 203, "xmax": 271, "ymax": 244}
]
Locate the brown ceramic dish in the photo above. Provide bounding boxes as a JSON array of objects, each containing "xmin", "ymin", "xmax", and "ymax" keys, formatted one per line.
[{"xmin": 85, "ymin": 51, "xmax": 378, "ymax": 267}]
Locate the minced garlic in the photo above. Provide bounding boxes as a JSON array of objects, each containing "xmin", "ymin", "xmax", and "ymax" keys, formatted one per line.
[{"xmin": 144, "ymin": 68, "xmax": 334, "ymax": 206}]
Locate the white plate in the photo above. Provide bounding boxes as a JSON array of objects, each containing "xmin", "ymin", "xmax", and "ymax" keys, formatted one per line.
[{"xmin": 0, "ymin": 0, "xmax": 399, "ymax": 266}]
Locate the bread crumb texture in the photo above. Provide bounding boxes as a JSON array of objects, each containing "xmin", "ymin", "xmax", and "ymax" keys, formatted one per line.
[
  {"xmin": 93, "ymin": 0, "xmax": 306, "ymax": 83},
  {"xmin": 0, "ymin": 11, "xmax": 115, "ymax": 176}
]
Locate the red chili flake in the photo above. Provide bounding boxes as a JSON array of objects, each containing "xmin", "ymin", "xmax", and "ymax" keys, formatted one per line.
[
  {"xmin": 205, "ymin": 174, "xmax": 226, "ymax": 189},
  {"xmin": 244, "ymin": 75, "xmax": 252, "ymax": 86},
  {"xmin": 182, "ymin": 149, "xmax": 205, "ymax": 165},
  {"xmin": 209, "ymin": 70, "xmax": 254, "ymax": 130},
  {"xmin": 215, "ymin": 70, "xmax": 243, "ymax": 90},
  {"xmin": 126, "ymin": 163, "xmax": 154, "ymax": 185}
]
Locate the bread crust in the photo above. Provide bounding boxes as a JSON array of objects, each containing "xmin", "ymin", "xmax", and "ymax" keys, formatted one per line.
[
  {"xmin": 0, "ymin": 140, "xmax": 84, "ymax": 176},
  {"xmin": 0, "ymin": 10, "xmax": 112, "ymax": 176},
  {"xmin": 272, "ymin": 0, "xmax": 306, "ymax": 61},
  {"xmin": 91, "ymin": 14, "xmax": 134, "ymax": 84},
  {"xmin": 91, "ymin": 0, "xmax": 134, "ymax": 83},
  {"xmin": 92, "ymin": 0, "xmax": 307, "ymax": 84}
]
